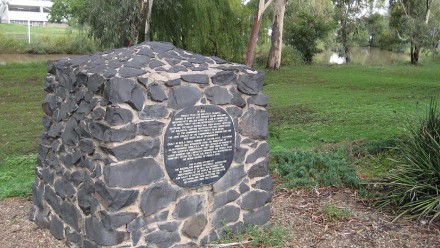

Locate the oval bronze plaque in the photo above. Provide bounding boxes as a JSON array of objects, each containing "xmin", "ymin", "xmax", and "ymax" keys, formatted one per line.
[{"xmin": 163, "ymin": 105, "xmax": 235, "ymax": 188}]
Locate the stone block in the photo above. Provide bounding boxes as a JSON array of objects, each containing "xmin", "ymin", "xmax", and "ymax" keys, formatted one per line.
[
  {"xmin": 243, "ymin": 205, "xmax": 271, "ymax": 226},
  {"xmin": 182, "ymin": 214, "xmax": 207, "ymax": 239},
  {"xmin": 140, "ymin": 182, "xmax": 182, "ymax": 217},
  {"xmin": 101, "ymin": 138, "xmax": 160, "ymax": 161},
  {"xmin": 172, "ymin": 195, "xmax": 204, "ymax": 219},
  {"xmin": 239, "ymin": 108, "xmax": 269, "ymax": 140},
  {"xmin": 104, "ymin": 158, "xmax": 164, "ymax": 188},
  {"xmin": 212, "ymin": 205, "xmax": 240, "ymax": 228},
  {"xmin": 168, "ymin": 85, "xmax": 202, "ymax": 110}
]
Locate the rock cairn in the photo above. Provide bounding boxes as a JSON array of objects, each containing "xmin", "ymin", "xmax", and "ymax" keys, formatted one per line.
[{"xmin": 30, "ymin": 42, "xmax": 272, "ymax": 247}]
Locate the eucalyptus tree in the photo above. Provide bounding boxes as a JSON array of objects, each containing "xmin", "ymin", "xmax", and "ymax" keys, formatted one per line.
[
  {"xmin": 389, "ymin": 0, "xmax": 438, "ymax": 64},
  {"xmin": 266, "ymin": 0, "xmax": 288, "ymax": 69},
  {"xmin": 245, "ymin": 0, "xmax": 274, "ymax": 67},
  {"xmin": 332, "ymin": 0, "xmax": 366, "ymax": 63}
]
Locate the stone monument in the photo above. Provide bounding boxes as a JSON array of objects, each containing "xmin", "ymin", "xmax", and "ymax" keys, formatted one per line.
[{"xmin": 30, "ymin": 42, "xmax": 272, "ymax": 247}]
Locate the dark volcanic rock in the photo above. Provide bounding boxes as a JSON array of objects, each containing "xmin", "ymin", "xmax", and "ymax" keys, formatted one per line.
[
  {"xmin": 237, "ymin": 71, "xmax": 264, "ymax": 95},
  {"xmin": 104, "ymin": 158, "xmax": 164, "ymax": 188},
  {"xmin": 86, "ymin": 216, "xmax": 127, "ymax": 246},
  {"xmin": 239, "ymin": 108, "xmax": 268, "ymax": 140},
  {"xmin": 101, "ymin": 138, "xmax": 160, "ymax": 161},
  {"xmin": 168, "ymin": 85, "xmax": 202, "ymax": 110},
  {"xmin": 140, "ymin": 182, "xmax": 182, "ymax": 217},
  {"xmin": 181, "ymin": 74, "xmax": 209, "ymax": 85},
  {"xmin": 205, "ymin": 86, "xmax": 232, "ymax": 105}
]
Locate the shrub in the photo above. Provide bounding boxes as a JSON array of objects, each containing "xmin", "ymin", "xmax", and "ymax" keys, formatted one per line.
[
  {"xmin": 271, "ymin": 149, "xmax": 359, "ymax": 188},
  {"xmin": 255, "ymin": 44, "xmax": 304, "ymax": 67},
  {"xmin": 377, "ymin": 100, "xmax": 440, "ymax": 221}
]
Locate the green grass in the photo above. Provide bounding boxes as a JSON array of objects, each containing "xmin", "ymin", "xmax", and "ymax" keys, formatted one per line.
[
  {"xmin": 0, "ymin": 23, "xmax": 69, "ymax": 40},
  {"xmin": 0, "ymin": 24, "xmax": 99, "ymax": 54},
  {"xmin": 322, "ymin": 203, "xmax": 353, "ymax": 221},
  {"xmin": 0, "ymin": 62, "xmax": 47, "ymax": 158},
  {"xmin": 215, "ymin": 224, "xmax": 287, "ymax": 247},
  {"xmin": 0, "ymin": 155, "xmax": 36, "ymax": 199},
  {"xmin": 265, "ymin": 60, "xmax": 440, "ymax": 150}
]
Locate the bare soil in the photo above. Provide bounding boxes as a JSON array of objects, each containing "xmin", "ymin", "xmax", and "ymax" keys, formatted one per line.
[{"xmin": 1, "ymin": 188, "xmax": 439, "ymax": 248}]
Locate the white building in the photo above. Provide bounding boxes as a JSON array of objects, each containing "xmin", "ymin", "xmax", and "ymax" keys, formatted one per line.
[{"xmin": 1, "ymin": 0, "xmax": 53, "ymax": 26}]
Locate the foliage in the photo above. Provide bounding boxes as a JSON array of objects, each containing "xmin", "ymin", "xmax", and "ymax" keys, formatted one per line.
[
  {"xmin": 151, "ymin": 0, "xmax": 250, "ymax": 62},
  {"xmin": 255, "ymin": 44, "xmax": 304, "ymax": 66},
  {"xmin": 50, "ymin": 0, "xmax": 250, "ymax": 61},
  {"xmin": 0, "ymin": 155, "xmax": 36, "ymax": 200},
  {"xmin": 271, "ymin": 149, "xmax": 359, "ymax": 188},
  {"xmin": 285, "ymin": 12, "xmax": 335, "ymax": 64},
  {"xmin": 50, "ymin": 0, "xmax": 146, "ymax": 47},
  {"xmin": 376, "ymin": 100, "xmax": 440, "ymax": 221},
  {"xmin": 389, "ymin": 0, "xmax": 440, "ymax": 64},
  {"xmin": 332, "ymin": 0, "xmax": 366, "ymax": 63},
  {"xmin": 322, "ymin": 203, "xmax": 353, "ymax": 221},
  {"xmin": 216, "ymin": 224, "xmax": 287, "ymax": 247}
]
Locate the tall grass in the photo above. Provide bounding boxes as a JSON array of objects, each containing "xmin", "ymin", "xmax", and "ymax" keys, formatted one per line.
[{"xmin": 377, "ymin": 100, "xmax": 440, "ymax": 221}]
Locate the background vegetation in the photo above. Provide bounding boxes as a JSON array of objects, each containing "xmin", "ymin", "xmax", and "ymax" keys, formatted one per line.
[{"xmin": 0, "ymin": 24, "xmax": 98, "ymax": 54}]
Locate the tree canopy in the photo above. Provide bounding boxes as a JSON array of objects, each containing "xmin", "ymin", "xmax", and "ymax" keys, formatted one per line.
[{"xmin": 49, "ymin": 0, "xmax": 250, "ymax": 62}]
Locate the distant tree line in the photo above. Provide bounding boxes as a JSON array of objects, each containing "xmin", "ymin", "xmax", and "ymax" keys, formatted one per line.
[{"xmin": 49, "ymin": 0, "xmax": 440, "ymax": 66}]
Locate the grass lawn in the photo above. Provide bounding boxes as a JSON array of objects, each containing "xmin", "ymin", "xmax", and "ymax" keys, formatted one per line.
[
  {"xmin": 265, "ymin": 61, "xmax": 440, "ymax": 149},
  {"xmin": 0, "ymin": 62, "xmax": 46, "ymax": 198},
  {"xmin": 0, "ymin": 58, "xmax": 439, "ymax": 198},
  {"xmin": 0, "ymin": 23, "xmax": 69, "ymax": 40},
  {"xmin": 0, "ymin": 24, "xmax": 97, "ymax": 54}
]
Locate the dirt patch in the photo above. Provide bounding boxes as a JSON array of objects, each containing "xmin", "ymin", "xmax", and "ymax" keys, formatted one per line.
[
  {"xmin": 1, "ymin": 189, "xmax": 439, "ymax": 248},
  {"xmin": 269, "ymin": 105, "xmax": 319, "ymax": 125}
]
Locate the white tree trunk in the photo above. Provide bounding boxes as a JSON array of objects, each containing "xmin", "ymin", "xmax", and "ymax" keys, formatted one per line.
[
  {"xmin": 144, "ymin": 0, "xmax": 154, "ymax": 41},
  {"xmin": 266, "ymin": 0, "xmax": 288, "ymax": 69}
]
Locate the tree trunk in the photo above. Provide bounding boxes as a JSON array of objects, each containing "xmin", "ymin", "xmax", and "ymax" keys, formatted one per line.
[
  {"xmin": 410, "ymin": 40, "xmax": 419, "ymax": 65},
  {"xmin": 246, "ymin": 12, "xmax": 262, "ymax": 67},
  {"xmin": 245, "ymin": 0, "xmax": 274, "ymax": 68},
  {"xmin": 344, "ymin": 42, "xmax": 351, "ymax": 63},
  {"xmin": 144, "ymin": 0, "xmax": 154, "ymax": 42},
  {"xmin": 266, "ymin": 0, "xmax": 288, "ymax": 69}
]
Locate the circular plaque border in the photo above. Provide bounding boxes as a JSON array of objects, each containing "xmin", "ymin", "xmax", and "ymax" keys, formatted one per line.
[{"xmin": 163, "ymin": 105, "xmax": 235, "ymax": 188}]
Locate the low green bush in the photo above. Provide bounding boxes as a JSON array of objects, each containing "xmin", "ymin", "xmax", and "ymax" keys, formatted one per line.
[
  {"xmin": 255, "ymin": 44, "xmax": 304, "ymax": 67},
  {"xmin": 377, "ymin": 100, "xmax": 440, "ymax": 221},
  {"xmin": 271, "ymin": 149, "xmax": 359, "ymax": 188}
]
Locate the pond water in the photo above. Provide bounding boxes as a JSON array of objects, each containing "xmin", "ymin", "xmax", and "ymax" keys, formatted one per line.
[
  {"xmin": 0, "ymin": 54, "xmax": 69, "ymax": 65},
  {"xmin": 0, "ymin": 48, "xmax": 410, "ymax": 66},
  {"xmin": 314, "ymin": 47, "xmax": 409, "ymax": 65}
]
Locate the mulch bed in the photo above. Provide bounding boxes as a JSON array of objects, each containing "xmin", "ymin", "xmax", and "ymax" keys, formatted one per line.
[{"xmin": 1, "ymin": 187, "xmax": 439, "ymax": 248}]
